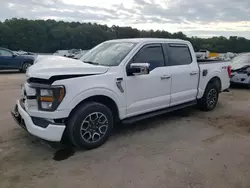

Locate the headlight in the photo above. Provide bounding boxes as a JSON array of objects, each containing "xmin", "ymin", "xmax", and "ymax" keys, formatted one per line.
[{"xmin": 36, "ymin": 86, "xmax": 65, "ymax": 111}]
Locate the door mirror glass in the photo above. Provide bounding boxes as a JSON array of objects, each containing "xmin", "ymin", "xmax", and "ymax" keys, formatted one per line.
[{"xmin": 127, "ymin": 63, "xmax": 150, "ymax": 76}]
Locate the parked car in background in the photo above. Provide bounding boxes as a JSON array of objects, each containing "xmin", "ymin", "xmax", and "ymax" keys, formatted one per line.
[
  {"xmin": 196, "ymin": 49, "xmax": 210, "ymax": 59},
  {"xmin": 13, "ymin": 50, "xmax": 35, "ymax": 56},
  {"xmin": 0, "ymin": 47, "xmax": 35, "ymax": 72},
  {"xmin": 53, "ymin": 49, "xmax": 83, "ymax": 58},
  {"xmin": 67, "ymin": 49, "xmax": 82, "ymax": 58},
  {"xmin": 72, "ymin": 50, "xmax": 89, "ymax": 59},
  {"xmin": 53, "ymin": 50, "xmax": 69, "ymax": 57},
  {"xmin": 12, "ymin": 38, "xmax": 231, "ymax": 150},
  {"xmin": 230, "ymin": 53, "xmax": 250, "ymax": 87}
]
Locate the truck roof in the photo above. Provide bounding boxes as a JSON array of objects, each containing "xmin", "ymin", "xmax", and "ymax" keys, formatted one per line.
[{"xmin": 106, "ymin": 38, "xmax": 186, "ymax": 43}]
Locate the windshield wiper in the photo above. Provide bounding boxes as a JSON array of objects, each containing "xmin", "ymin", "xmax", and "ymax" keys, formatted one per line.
[{"xmin": 83, "ymin": 61, "xmax": 99, "ymax": 65}]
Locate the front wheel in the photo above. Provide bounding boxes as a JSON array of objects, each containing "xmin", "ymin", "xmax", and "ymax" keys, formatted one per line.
[
  {"xmin": 197, "ymin": 83, "xmax": 219, "ymax": 111},
  {"xmin": 21, "ymin": 62, "xmax": 32, "ymax": 73},
  {"xmin": 67, "ymin": 102, "xmax": 114, "ymax": 150}
]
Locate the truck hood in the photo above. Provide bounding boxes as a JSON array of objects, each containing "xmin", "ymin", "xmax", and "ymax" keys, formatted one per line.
[{"xmin": 27, "ymin": 56, "xmax": 109, "ymax": 79}]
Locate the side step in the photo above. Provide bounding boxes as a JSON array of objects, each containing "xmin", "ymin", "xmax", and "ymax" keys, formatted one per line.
[{"xmin": 122, "ymin": 100, "xmax": 197, "ymax": 124}]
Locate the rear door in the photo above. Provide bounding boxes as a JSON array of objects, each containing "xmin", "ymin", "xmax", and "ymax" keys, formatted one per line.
[
  {"xmin": 125, "ymin": 43, "xmax": 172, "ymax": 117},
  {"xmin": 163, "ymin": 43, "xmax": 199, "ymax": 106}
]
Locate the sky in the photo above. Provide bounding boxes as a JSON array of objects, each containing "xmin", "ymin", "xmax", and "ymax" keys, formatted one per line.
[{"xmin": 0, "ymin": 0, "xmax": 250, "ymax": 39}]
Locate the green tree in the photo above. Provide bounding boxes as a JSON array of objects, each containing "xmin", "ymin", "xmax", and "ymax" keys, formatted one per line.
[{"xmin": 1, "ymin": 18, "xmax": 250, "ymax": 53}]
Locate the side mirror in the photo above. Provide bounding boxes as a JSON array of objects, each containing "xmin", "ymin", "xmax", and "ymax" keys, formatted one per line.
[
  {"xmin": 12, "ymin": 54, "xmax": 17, "ymax": 58},
  {"xmin": 127, "ymin": 63, "xmax": 150, "ymax": 76}
]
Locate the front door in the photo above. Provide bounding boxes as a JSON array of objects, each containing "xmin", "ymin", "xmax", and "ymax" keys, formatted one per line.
[{"xmin": 124, "ymin": 44, "xmax": 172, "ymax": 117}]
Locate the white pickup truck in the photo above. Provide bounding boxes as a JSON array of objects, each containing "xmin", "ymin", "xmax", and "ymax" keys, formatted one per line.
[{"xmin": 11, "ymin": 38, "xmax": 231, "ymax": 149}]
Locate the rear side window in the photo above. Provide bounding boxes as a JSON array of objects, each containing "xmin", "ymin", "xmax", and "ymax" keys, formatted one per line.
[
  {"xmin": 167, "ymin": 44, "xmax": 192, "ymax": 66},
  {"xmin": 132, "ymin": 44, "xmax": 165, "ymax": 70},
  {"xmin": 0, "ymin": 49, "xmax": 12, "ymax": 57}
]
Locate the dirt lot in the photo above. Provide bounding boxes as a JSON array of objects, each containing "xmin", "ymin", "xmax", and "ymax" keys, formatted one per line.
[{"xmin": 0, "ymin": 73, "xmax": 250, "ymax": 188}]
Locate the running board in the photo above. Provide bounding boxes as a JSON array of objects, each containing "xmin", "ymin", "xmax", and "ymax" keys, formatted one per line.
[{"xmin": 122, "ymin": 100, "xmax": 197, "ymax": 124}]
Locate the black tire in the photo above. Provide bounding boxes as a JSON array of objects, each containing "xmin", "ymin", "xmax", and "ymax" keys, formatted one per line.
[
  {"xmin": 67, "ymin": 102, "xmax": 113, "ymax": 150},
  {"xmin": 21, "ymin": 62, "xmax": 32, "ymax": 72},
  {"xmin": 197, "ymin": 83, "xmax": 219, "ymax": 111}
]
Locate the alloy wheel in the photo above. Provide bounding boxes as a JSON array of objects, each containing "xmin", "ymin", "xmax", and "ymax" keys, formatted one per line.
[
  {"xmin": 206, "ymin": 88, "xmax": 217, "ymax": 109},
  {"xmin": 80, "ymin": 112, "xmax": 108, "ymax": 143}
]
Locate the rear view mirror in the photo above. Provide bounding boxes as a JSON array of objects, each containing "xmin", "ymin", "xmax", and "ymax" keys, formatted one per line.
[{"xmin": 127, "ymin": 63, "xmax": 150, "ymax": 76}]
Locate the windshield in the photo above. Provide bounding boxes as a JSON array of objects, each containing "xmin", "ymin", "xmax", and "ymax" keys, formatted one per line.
[{"xmin": 80, "ymin": 42, "xmax": 137, "ymax": 66}]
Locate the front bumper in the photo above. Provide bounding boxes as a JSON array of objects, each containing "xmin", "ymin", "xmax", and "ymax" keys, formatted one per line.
[{"xmin": 11, "ymin": 100, "xmax": 66, "ymax": 142}]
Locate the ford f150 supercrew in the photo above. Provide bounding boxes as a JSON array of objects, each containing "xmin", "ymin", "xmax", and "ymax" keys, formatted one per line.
[{"xmin": 11, "ymin": 38, "xmax": 231, "ymax": 149}]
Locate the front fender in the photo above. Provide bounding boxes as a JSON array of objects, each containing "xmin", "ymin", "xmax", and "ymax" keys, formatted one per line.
[{"xmin": 59, "ymin": 87, "xmax": 125, "ymax": 119}]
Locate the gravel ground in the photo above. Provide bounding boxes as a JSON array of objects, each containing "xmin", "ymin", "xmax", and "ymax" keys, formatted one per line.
[{"xmin": 0, "ymin": 72, "xmax": 250, "ymax": 188}]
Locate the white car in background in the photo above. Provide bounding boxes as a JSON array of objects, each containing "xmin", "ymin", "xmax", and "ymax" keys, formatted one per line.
[
  {"xmin": 230, "ymin": 53, "xmax": 250, "ymax": 87},
  {"xmin": 196, "ymin": 49, "xmax": 210, "ymax": 60},
  {"xmin": 72, "ymin": 50, "xmax": 89, "ymax": 59},
  {"xmin": 53, "ymin": 50, "xmax": 69, "ymax": 57}
]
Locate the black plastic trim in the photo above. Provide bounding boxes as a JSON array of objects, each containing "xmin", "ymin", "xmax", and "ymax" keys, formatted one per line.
[
  {"xmin": 27, "ymin": 74, "xmax": 96, "ymax": 85},
  {"xmin": 197, "ymin": 60, "xmax": 227, "ymax": 64},
  {"xmin": 26, "ymin": 95, "xmax": 36, "ymax": 100},
  {"xmin": 27, "ymin": 78, "xmax": 52, "ymax": 85},
  {"xmin": 122, "ymin": 100, "xmax": 197, "ymax": 124},
  {"xmin": 202, "ymin": 69, "xmax": 208, "ymax": 76},
  {"xmin": 31, "ymin": 117, "xmax": 65, "ymax": 128}
]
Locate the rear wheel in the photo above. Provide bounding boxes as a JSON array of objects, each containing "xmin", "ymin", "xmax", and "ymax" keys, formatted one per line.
[
  {"xmin": 197, "ymin": 83, "xmax": 219, "ymax": 111},
  {"xmin": 67, "ymin": 102, "xmax": 113, "ymax": 149},
  {"xmin": 21, "ymin": 62, "xmax": 32, "ymax": 72}
]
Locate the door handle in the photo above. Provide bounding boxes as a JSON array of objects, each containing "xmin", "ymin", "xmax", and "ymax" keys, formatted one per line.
[
  {"xmin": 161, "ymin": 75, "xmax": 171, "ymax": 80},
  {"xmin": 190, "ymin": 72, "xmax": 198, "ymax": 76}
]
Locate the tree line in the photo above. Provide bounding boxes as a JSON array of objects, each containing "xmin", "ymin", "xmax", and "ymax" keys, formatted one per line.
[{"xmin": 0, "ymin": 18, "xmax": 250, "ymax": 53}]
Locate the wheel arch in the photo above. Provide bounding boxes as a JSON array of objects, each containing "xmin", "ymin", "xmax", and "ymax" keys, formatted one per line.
[
  {"xmin": 69, "ymin": 95, "xmax": 120, "ymax": 123},
  {"xmin": 21, "ymin": 60, "xmax": 33, "ymax": 69},
  {"xmin": 207, "ymin": 76, "xmax": 222, "ymax": 92}
]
